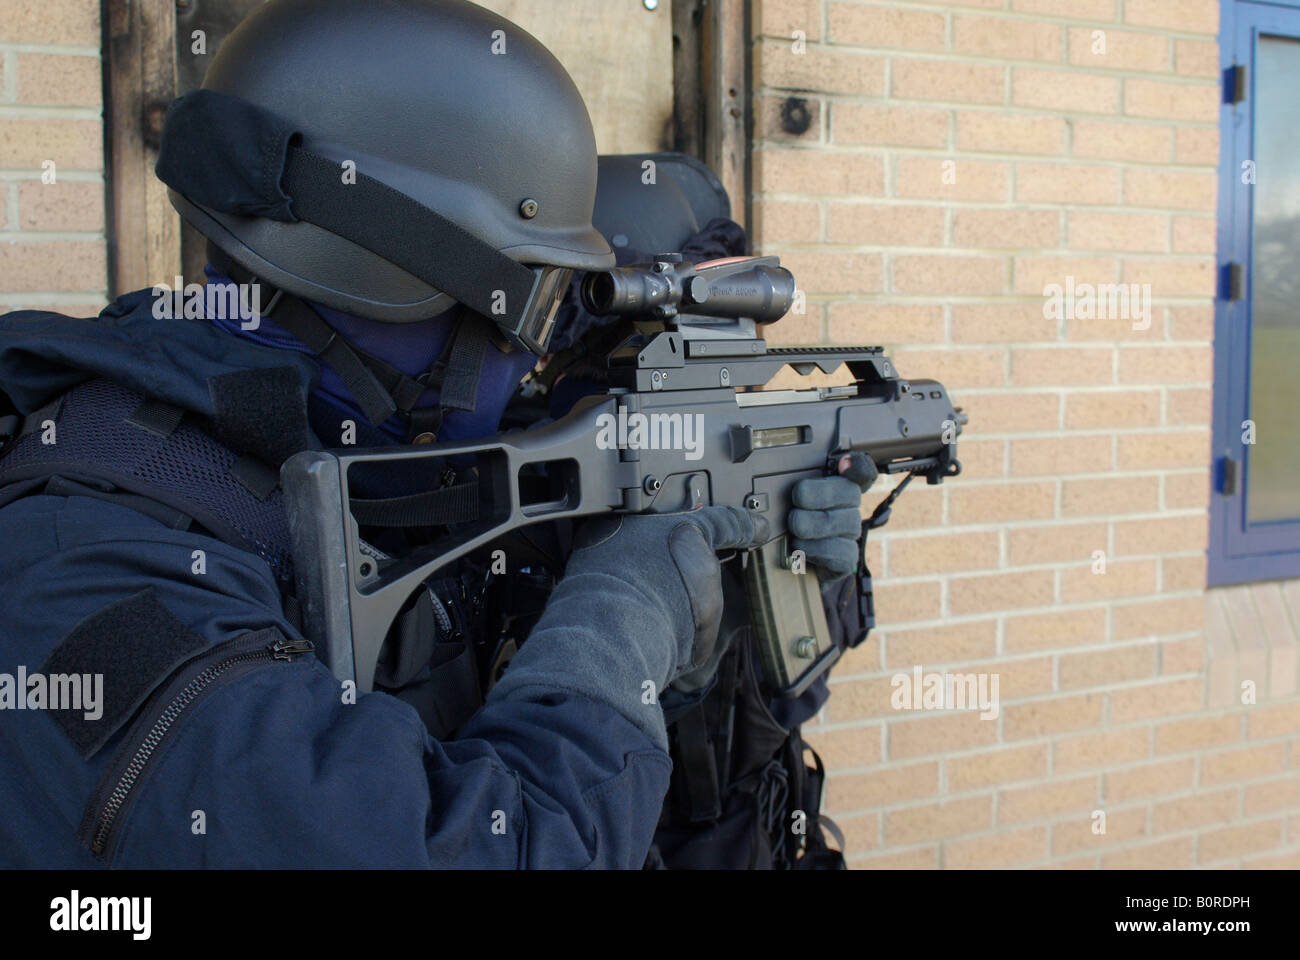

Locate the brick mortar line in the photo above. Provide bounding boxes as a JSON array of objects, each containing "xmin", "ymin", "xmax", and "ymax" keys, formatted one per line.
[
  {"xmin": 0, "ymin": 44, "xmax": 101, "ymax": 57},
  {"xmin": 0, "ymin": 105, "xmax": 102, "ymax": 119}
]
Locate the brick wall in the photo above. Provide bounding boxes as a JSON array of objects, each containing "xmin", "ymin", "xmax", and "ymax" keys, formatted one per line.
[
  {"xmin": 753, "ymin": 0, "xmax": 1300, "ymax": 868},
  {"xmin": 0, "ymin": 0, "xmax": 107, "ymax": 316}
]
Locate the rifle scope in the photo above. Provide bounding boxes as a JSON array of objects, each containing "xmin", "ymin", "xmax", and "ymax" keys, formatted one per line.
[{"xmin": 580, "ymin": 255, "xmax": 796, "ymax": 323}]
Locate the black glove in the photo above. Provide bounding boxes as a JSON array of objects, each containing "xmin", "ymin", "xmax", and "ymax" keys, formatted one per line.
[{"xmin": 788, "ymin": 452, "xmax": 879, "ymax": 581}]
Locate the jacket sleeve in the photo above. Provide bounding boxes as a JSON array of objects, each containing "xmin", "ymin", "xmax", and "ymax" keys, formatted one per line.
[{"xmin": 0, "ymin": 493, "xmax": 670, "ymax": 868}]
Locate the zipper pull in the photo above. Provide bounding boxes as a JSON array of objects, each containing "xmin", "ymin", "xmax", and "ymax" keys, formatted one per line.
[{"xmin": 270, "ymin": 636, "xmax": 316, "ymax": 660}]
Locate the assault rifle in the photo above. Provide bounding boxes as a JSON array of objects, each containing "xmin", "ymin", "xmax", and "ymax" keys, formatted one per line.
[{"xmin": 282, "ymin": 255, "xmax": 966, "ymax": 697}]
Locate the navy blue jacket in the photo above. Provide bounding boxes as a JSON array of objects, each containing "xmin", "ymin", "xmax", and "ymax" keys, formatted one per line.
[{"xmin": 0, "ymin": 291, "xmax": 671, "ymax": 868}]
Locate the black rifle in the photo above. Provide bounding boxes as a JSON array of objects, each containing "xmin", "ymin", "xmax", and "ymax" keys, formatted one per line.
[{"xmin": 282, "ymin": 255, "xmax": 965, "ymax": 697}]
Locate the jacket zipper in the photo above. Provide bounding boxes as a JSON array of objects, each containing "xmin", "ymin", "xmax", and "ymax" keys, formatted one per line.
[{"xmin": 85, "ymin": 631, "xmax": 314, "ymax": 858}]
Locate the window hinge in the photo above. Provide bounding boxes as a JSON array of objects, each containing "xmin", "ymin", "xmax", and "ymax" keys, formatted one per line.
[
  {"xmin": 1221, "ymin": 262, "xmax": 1244, "ymax": 302},
  {"xmin": 1225, "ymin": 64, "xmax": 1247, "ymax": 105},
  {"xmin": 1219, "ymin": 456, "xmax": 1241, "ymax": 496}
]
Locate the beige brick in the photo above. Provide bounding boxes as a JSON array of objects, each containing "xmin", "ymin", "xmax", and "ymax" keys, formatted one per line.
[
  {"xmin": 1013, "ymin": 69, "xmax": 1119, "ymax": 114},
  {"xmin": 1062, "ymin": 560, "xmax": 1159, "ymax": 603},
  {"xmin": 954, "ymin": 16, "xmax": 1061, "ymax": 61},
  {"xmin": 1175, "ymin": 126, "xmax": 1219, "ymax": 165},
  {"xmin": 1065, "ymin": 311, "xmax": 1164, "ymax": 341},
  {"xmin": 1101, "ymin": 836, "xmax": 1193, "ymax": 869},
  {"xmin": 950, "ymin": 570, "xmax": 1055, "ymax": 615},
  {"xmin": 956, "ymin": 111, "xmax": 1066, "ymax": 156},
  {"xmin": 959, "ymin": 392, "xmax": 1061, "ymax": 433},
  {"xmin": 1017, "ymin": 162, "xmax": 1121, "ymax": 205},
  {"xmin": 1068, "ymin": 211, "xmax": 1167, "ymax": 253},
  {"xmin": 837, "ymin": 813, "xmax": 880, "ymax": 855},
  {"xmin": 1244, "ymin": 777, "xmax": 1300, "ymax": 816},
  {"xmin": 1062, "ymin": 476, "xmax": 1160, "ymax": 517},
  {"xmin": 757, "ymin": 43, "xmax": 885, "ymax": 96},
  {"xmin": 881, "ymin": 483, "xmax": 945, "ymax": 530},
  {"xmin": 754, "ymin": 149, "xmax": 884, "ymax": 194},
  {"xmin": 1004, "ymin": 693, "xmax": 1105, "ymax": 738},
  {"xmin": 885, "ymin": 797, "xmax": 992, "ymax": 846},
  {"xmin": 0, "ymin": 241, "xmax": 106, "ymax": 294},
  {"xmin": 1007, "ymin": 522, "xmax": 1108, "ymax": 566},
  {"xmin": 1172, "ymin": 215, "xmax": 1215, "ymax": 254},
  {"xmin": 2, "ymin": 0, "xmax": 99, "ymax": 45},
  {"xmin": 15, "ymin": 54, "xmax": 101, "ymax": 107},
  {"xmin": 888, "ymin": 531, "xmax": 1000, "ymax": 577},
  {"xmin": 1175, "ymin": 39, "xmax": 1218, "ymax": 77},
  {"xmin": 823, "ymin": 761, "xmax": 939, "ymax": 811},
  {"xmin": 947, "ymin": 825, "xmax": 1047, "ymax": 868},
  {"xmin": 893, "ymin": 59, "xmax": 1006, "ymax": 105},
  {"xmin": 1069, "ymin": 27, "xmax": 1170, "ymax": 73},
  {"xmin": 1125, "ymin": 168, "xmax": 1217, "ymax": 210},
  {"xmin": 1113, "ymin": 596, "xmax": 1205, "ymax": 640},
  {"xmin": 889, "ymin": 711, "xmax": 999, "ymax": 760},
  {"xmin": 1162, "ymin": 554, "xmax": 1207, "ymax": 591},
  {"xmin": 753, "ymin": 200, "xmax": 820, "ymax": 243},
  {"xmin": 1000, "ymin": 776, "xmax": 1099, "ymax": 824},
  {"xmin": 827, "ymin": 203, "xmax": 944, "ymax": 246},
  {"xmin": 1125, "ymin": 0, "xmax": 1218, "ymax": 35},
  {"xmin": 892, "ymin": 347, "xmax": 1005, "ymax": 388},
  {"xmin": 948, "ymin": 744, "xmax": 1048, "ymax": 791},
  {"xmin": 1111, "ymin": 677, "xmax": 1202, "ymax": 723},
  {"xmin": 1106, "ymin": 757, "xmax": 1196, "ymax": 803},
  {"xmin": 885, "ymin": 620, "xmax": 998, "ymax": 669},
  {"xmin": 1063, "ymin": 389, "xmax": 1161, "ymax": 429},
  {"xmin": 874, "ymin": 579, "xmax": 943, "ymax": 624},
  {"xmin": 1118, "ymin": 345, "xmax": 1212, "ymax": 384},
  {"xmin": 1010, "ymin": 436, "xmax": 1112, "ymax": 477},
  {"xmin": 1122, "ymin": 257, "xmax": 1216, "ymax": 298},
  {"xmin": 953, "ymin": 208, "xmax": 1060, "ymax": 249},
  {"xmin": 802, "ymin": 726, "xmax": 882, "ymax": 770},
  {"xmin": 1168, "ymin": 303, "xmax": 1214, "ymax": 342},
  {"xmin": 833, "ymin": 103, "xmax": 948, "ymax": 148},
  {"xmin": 764, "ymin": 303, "xmax": 824, "ymax": 345},
  {"xmin": 757, "ymin": 0, "xmax": 823, "ymax": 40},
  {"xmin": 1117, "ymin": 431, "xmax": 1211, "ymax": 472},
  {"xmin": 1061, "ymin": 643, "xmax": 1158, "ymax": 690},
  {"xmin": 0, "ymin": 117, "xmax": 102, "ymax": 170},
  {"xmin": 1242, "ymin": 849, "xmax": 1300, "ymax": 870},
  {"xmin": 1113, "ymin": 516, "xmax": 1208, "ymax": 557},
  {"xmin": 1152, "ymin": 788, "xmax": 1238, "ymax": 833},
  {"xmin": 893, "ymin": 254, "xmax": 1005, "ymax": 295},
  {"xmin": 827, "ymin": 3, "xmax": 947, "ymax": 50},
  {"xmin": 826, "ymin": 676, "xmax": 904, "ymax": 722},
  {"xmin": 1247, "ymin": 702, "xmax": 1300, "ymax": 741},
  {"xmin": 952, "ymin": 303, "xmax": 1057, "ymax": 343},
  {"xmin": 1011, "ymin": 347, "xmax": 1112, "ymax": 386},
  {"xmin": 16, "ymin": 180, "xmax": 104, "ymax": 232},
  {"xmin": 1164, "ymin": 472, "xmax": 1210, "ymax": 510},
  {"xmin": 1164, "ymin": 385, "xmax": 1211, "ymax": 421},
  {"xmin": 949, "ymin": 481, "xmax": 1056, "ymax": 525},
  {"xmin": 1016, "ymin": 255, "xmax": 1120, "ymax": 296},
  {"xmin": 1200, "ymin": 819, "xmax": 1285, "ymax": 864},
  {"xmin": 897, "ymin": 156, "xmax": 1010, "ymax": 203},
  {"xmin": 780, "ymin": 251, "xmax": 882, "ymax": 294},
  {"xmin": 951, "ymin": 437, "xmax": 1006, "ymax": 479},
  {"xmin": 1006, "ymin": 607, "xmax": 1108, "ymax": 653},
  {"xmin": 1013, "ymin": 0, "xmax": 1117, "ymax": 19},
  {"xmin": 853, "ymin": 845, "xmax": 940, "ymax": 869},
  {"xmin": 1071, "ymin": 119, "xmax": 1172, "ymax": 162},
  {"xmin": 1156, "ymin": 714, "xmax": 1243, "ymax": 755},
  {"xmin": 1161, "ymin": 637, "xmax": 1203, "ymax": 675},
  {"xmin": 836, "ymin": 626, "xmax": 881, "ymax": 675},
  {"xmin": 828, "ymin": 302, "xmax": 945, "ymax": 344},
  {"xmin": 1055, "ymin": 728, "xmax": 1150, "ymax": 772},
  {"xmin": 1051, "ymin": 806, "xmax": 1148, "ymax": 854}
]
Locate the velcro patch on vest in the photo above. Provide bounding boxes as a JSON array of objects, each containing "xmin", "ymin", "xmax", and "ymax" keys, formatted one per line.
[
  {"xmin": 207, "ymin": 366, "xmax": 310, "ymax": 467},
  {"xmin": 39, "ymin": 589, "xmax": 208, "ymax": 759}
]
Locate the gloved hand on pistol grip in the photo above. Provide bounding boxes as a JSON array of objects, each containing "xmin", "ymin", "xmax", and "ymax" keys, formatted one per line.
[
  {"xmin": 564, "ymin": 505, "xmax": 769, "ymax": 695},
  {"xmin": 788, "ymin": 451, "xmax": 880, "ymax": 581}
]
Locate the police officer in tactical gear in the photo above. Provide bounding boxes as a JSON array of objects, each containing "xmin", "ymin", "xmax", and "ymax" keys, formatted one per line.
[{"xmin": 0, "ymin": 0, "xmax": 869, "ymax": 868}]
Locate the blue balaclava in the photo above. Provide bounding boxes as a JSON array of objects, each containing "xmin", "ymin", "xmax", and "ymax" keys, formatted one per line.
[{"xmin": 204, "ymin": 265, "xmax": 537, "ymax": 444}]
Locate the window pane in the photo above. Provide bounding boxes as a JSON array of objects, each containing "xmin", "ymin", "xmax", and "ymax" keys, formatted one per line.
[{"xmin": 1247, "ymin": 35, "xmax": 1300, "ymax": 524}]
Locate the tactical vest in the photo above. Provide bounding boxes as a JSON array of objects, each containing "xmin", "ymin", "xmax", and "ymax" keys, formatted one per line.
[{"xmin": 0, "ymin": 372, "xmax": 847, "ymax": 869}]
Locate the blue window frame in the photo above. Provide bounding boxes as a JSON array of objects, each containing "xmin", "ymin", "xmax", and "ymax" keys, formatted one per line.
[{"xmin": 1211, "ymin": 0, "xmax": 1300, "ymax": 585}]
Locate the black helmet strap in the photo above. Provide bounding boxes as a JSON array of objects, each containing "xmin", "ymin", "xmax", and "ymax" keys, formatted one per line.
[{"xmin": 157, "ymin": 89, "xmax": 540, "ymax": 332}]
